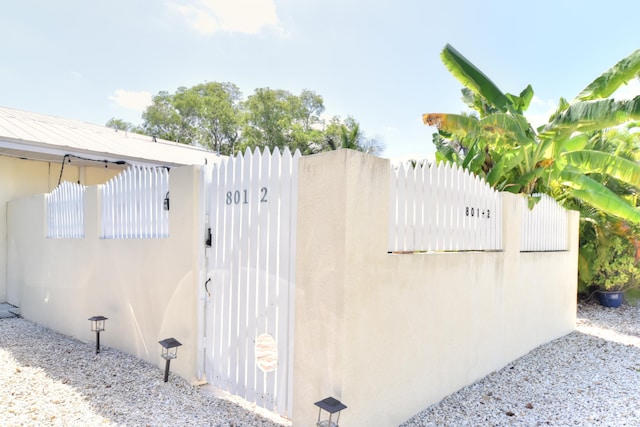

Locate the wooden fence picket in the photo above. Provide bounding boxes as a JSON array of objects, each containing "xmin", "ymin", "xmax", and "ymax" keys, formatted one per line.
[
  {"xmin": 99, "ymin": 166, "xmax": 169, "ymax": 239},
  {"xmin": 46, "ymin": 181, "xmax": 85, "ymax": 239},
  {"xmin": 521, "ymin": 194, "xmax": 569, "ymax": 251},
  {"xmin": 389, "ymin": 162, "xmax": 503, "ymax": 252}
]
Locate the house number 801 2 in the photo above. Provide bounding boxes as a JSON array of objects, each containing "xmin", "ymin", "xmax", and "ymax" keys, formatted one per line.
[{"xmin": 225, "ymin": 188, "xmax": 268, "ymax": 205}]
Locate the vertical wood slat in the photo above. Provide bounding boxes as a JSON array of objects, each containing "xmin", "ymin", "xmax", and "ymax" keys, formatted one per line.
[
  {"xmin": 99, "ymin": 166, "xmax": 169, "ymax": 239},
  {"xmin": 390, "ymin": 162, "xmax": 568, "ymax": 253},
  {"xmin": 389, "ymin": 162, "xmax": 503, "ymax": 252},
  {"xmin": 521, "ymin": 194, "xmax": 569, "ymax": 251},
  {"xmin": 245, "ymin": 148, "xmax": 261, "ymax": 405},
  {"xmin": 265, "ymin": 147, "xmax": 282, "ymax": 412},
  {"xmin": 205, "ymin": 147, "xmax": 299, "ymax": 418},
  {"xmin": 46, "ymin": 181, "xmax": 85, "ymax": 239}
]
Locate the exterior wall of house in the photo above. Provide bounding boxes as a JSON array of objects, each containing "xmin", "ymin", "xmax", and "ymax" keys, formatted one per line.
[
  {"xmin": 0, "ymin": 155, "xmax": 120, "ymax": 302},
  {"xmin": 292, "ymin": 150, "xmax": 579, "ymax": 427},
  {"xmin": 6, "ymin": 166, "xmax": 202, "ymax": 382}
]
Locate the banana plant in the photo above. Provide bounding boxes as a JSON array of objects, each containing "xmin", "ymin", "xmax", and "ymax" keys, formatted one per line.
[{"xmin": 423, "ymin": 44, "xmax": 640, "ymax": 223}]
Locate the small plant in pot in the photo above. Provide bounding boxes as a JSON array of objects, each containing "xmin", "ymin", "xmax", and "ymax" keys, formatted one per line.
[{"xmin": 582, "ymin": 229, "xmax": 640, "ymax": 308}]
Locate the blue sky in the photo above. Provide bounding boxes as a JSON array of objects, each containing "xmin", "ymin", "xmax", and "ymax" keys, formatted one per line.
[{"xmin": 2, "ymin": 0, "xmax": 640, "ymax": 162}]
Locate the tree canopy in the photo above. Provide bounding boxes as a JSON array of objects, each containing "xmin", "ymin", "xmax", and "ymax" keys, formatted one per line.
[{"xmin": 112, "ymin": 82, "xmax": 384, "ymax": 156}]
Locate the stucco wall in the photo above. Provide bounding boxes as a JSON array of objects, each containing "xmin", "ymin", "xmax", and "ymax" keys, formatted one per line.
[
  {"xmin": 6, "ymin": 166, "xmax": 201, "ymax": 381},
  {"xmin": 5, "ymin": 150, "xmax": 579, "ymax": 425},
  {"xmin": 0, "ymin": 155, "xmax": 120, "ymax": 302},
  {"xmin": 292, "ymin": 150, "xmax": 578, "ymax": 426}
]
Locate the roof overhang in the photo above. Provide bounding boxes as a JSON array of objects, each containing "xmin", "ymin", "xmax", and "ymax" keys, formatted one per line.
[{"xmin": 0, "ymin": 106, "xmax": 223, "ymax": 169}]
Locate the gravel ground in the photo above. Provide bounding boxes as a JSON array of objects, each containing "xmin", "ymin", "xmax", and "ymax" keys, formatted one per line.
[
  {"xmin": 401, "ymin": 300, "xmax": 640, "ymax": 426},
  {"xmin": 2, "ymin": 301, "xmax": 639, "ymax": 426},
  {"xmin": 0, "ymin": 317, "xmax": 290, "ymax": 426}
]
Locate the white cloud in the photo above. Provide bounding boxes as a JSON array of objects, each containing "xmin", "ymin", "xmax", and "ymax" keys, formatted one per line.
[
  {"xmin": 170, "ymin": 0, "xmax": 280, "ymax": 35},
  {"xmin": 525, "ymin": 96, "xmax": 557, "ymax": 129},
  {"xmin": 108, "ymin": 89, "xmax": 153, "ymax": 111}
]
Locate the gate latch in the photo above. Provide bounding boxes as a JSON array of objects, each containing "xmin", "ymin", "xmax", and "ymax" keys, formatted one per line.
[{"xmin": 205, "ymin": 227, "xmax": 212, "ymax": 247}]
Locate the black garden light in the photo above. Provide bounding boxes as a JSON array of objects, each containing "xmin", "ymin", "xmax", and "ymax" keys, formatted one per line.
[
  {"xmin": 88, "ymin": 316, "xmax": 107, "ymax": 354},
  {"xmin": 159, "ymin": 337, "xmax": 182, "ymax": 382},
  {"xmin": 314, "ymin": 396, "xmax": 347, "ymax": 427}
]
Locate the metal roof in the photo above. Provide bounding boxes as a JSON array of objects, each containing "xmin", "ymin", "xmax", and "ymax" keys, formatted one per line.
[{"xmin": 0, "ymin": 106, "xmax": 221, "ymax": 168}]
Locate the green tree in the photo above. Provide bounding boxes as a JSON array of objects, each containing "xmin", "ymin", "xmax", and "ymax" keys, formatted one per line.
[
  {"xmin": 140, "ymin": 91, "xmax": 186, "ymax": 143},
  {"xmin": 105, "ymin": 117, "xmax": 133, "ymax": 131},
  {"xmin": 125, "ymin": 81, "xmax": 380, "ymax": 156},
  {"xmin": 240, "ymin": 88, "xmax": 326, "ymax": 154},
  {"xmin": 322, "ymin": 116, "xmax": 386, "ymax": 155},
  {"xmin": 140, "ymin": 83, "xmax": 243, "ymax": 154},
  {"xmin": 173, "ymin": 82, "xmax": 242, "ymax": 155},
  {"xmin": 423, "ymin": 44, "xmax": 640, "ymax": 222}
]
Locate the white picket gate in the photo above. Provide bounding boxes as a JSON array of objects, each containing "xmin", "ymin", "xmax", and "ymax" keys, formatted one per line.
[
  {"xmin": 46, "ymin": 181, "xmax": 85, "ymax": 239},
  {"xmin": 389, "ymin": 162, "xmax": 503, "ymax": 252},
  {"xmin": 100, "ymin": 166, "xmax": 169, "ymax": 239},
  {"xmin": 203, "ymin": 147, "xmax": 300, "ymax": 417}
]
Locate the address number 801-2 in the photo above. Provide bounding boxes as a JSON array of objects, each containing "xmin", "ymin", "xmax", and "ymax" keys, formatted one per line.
[
  {"xmin": 225, "ymin": 188, "xmax": 268, "ymax": 205},
  {"xmin": 465, "ymin": 206, "xmax": 491, "ymax": 219}
]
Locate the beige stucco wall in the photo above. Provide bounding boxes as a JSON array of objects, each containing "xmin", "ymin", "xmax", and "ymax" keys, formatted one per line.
[
  {"xmin": 292, "ymin": 150, "xmax": 578, "ymax": 426},
  {"xmin": 1, "ymin": 155, "xmax": 120, "ymax": 302},
  {"xmin": 5, "ymin": 150, "xmax": 579, "ymax": 425},
  {"xmin": 6, "ymin": 166, "xmax": 201, "ymax": 381}
]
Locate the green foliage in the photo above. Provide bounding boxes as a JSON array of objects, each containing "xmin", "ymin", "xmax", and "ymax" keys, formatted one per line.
[
  {"xmin": 321, "ymin": 117, "xmax": 385, "ymax": 155},
  {"xmin": 112, "ymin": 82, "xmax": 380, "ymax": 156},
  {"xmin": 105, "ymin": 117, "xmax": 132, "ymax": 131},
  {"xmin": 424, "ymin": 44, "xmax": 640, "ymax": 225},
  {"xmin": 426, "ymin": 45, "xmax": 640, "ymax": 297},
  {"xmin": 581, "ymin": 229, "xmax": 640, "ymax": 292}
]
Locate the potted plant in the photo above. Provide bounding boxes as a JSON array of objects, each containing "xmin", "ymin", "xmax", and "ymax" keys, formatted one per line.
[{"xmin": 581, "ymin": 228, "xmax": 640, "ymax": 307}]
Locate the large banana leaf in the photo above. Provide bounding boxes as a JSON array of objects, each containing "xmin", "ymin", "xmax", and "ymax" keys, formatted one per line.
[
  {"xmin": 440, "ymin": 44, "xmax": 511, "ymax": 113},
  {"xmin": 575, "ymin": 49, "xmax": 640, "ymax": 101},
  {"xmin": 478, "ymin": 113, "xmax": 531, "ymax": 144},
  {"xmin": 423, "ymin": 112, "xmax": 531, "ymax": 145},
  {"xmin": 560, "ymin": 167, "xmax": 640, "ymax": 222},
  {"xmin": 485, "ymin": 145, "xmax": 526, "ymax": 186},
  {"xmin": 505, "ymin": 84, "xmax": 534, "ymax": 113},
  {"xmin": 546, "ymin": 96, "xmax": 640, "ymax": 135},
  {"xmin": 563, "ymin": 150, "xmax": 640, "ymax": 187},
  {"xmin": 422, "ymin": 113, "xmax": 479, "ymax": 139}
]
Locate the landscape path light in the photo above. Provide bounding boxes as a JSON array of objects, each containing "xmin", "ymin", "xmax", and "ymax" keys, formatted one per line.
[
  {"xmin": 88, "ymin": 316, "xmax": 108, "ymax": 354},
  {"xmin": 159, "ymin": 338, "xmax": 182, "ymax": 382},
  {"xmin": 314, "ymin": 396, "xmax": 347, "ymax": 427}
]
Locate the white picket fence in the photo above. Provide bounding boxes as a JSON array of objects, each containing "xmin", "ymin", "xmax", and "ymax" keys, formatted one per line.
[
  {"xmin": 204, "ymin": 147, "xmax": 300, "ymax": 417},
  {"xmin": 100, "ymin": 166, "xmax": 170, "ymax": 239},
  {"xmin": 521, "ymin": 194, "xmax": 569, "ymax": 251},
  {"xmin": 46, "ymin": 181, "xmax": 85, "ymax": 239},
  {"xmin": 389, "ymin": 162, "xmax": 503, "ymax": 252}
]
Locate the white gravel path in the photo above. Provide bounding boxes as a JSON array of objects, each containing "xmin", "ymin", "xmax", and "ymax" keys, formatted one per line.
[
  {"xmin": 1, "ymin": 301, "xmax": 639, "ymax": 426},
  {"xmin": 401, "ymin": 301, "xmax": 640, "ymax": 426},
  {"xmin": 0, "ymin": 317, "xmax": 290, "ymax": 426}
]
